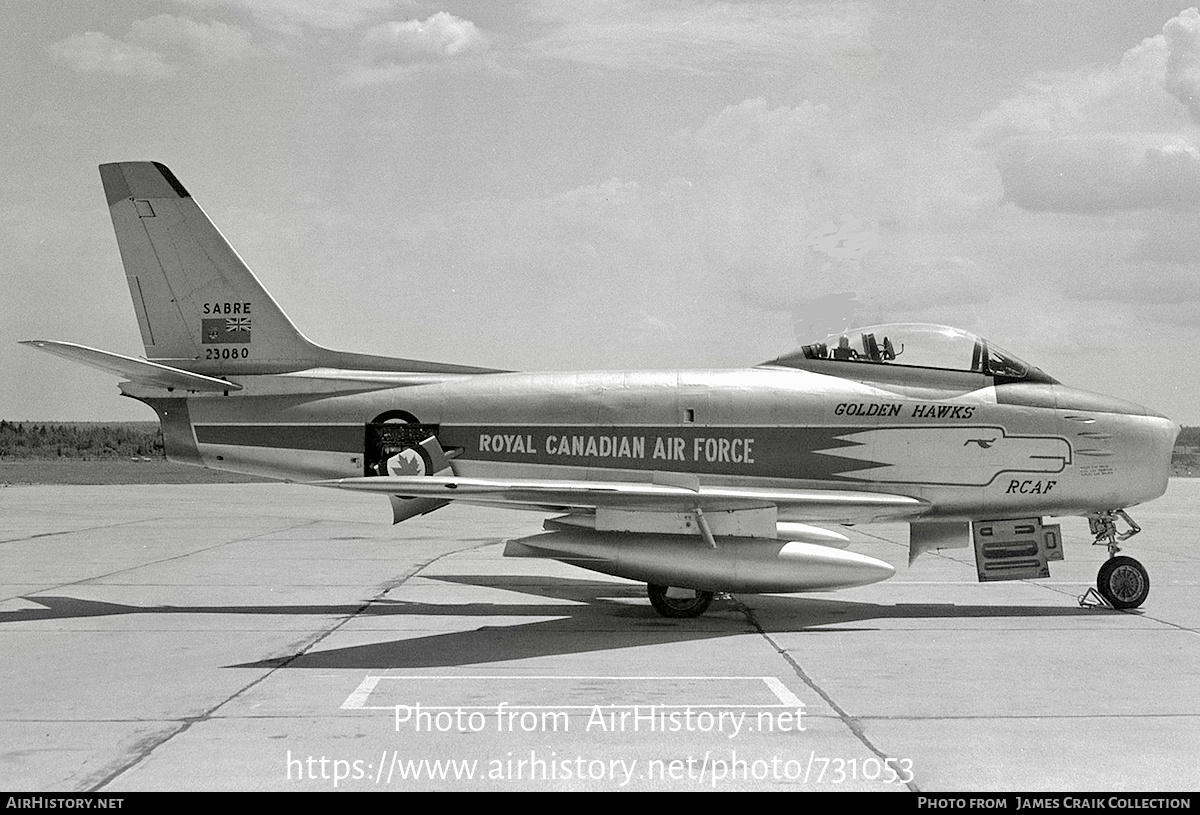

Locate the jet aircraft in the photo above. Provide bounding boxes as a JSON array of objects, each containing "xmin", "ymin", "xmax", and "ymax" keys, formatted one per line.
[{"xmin": 22, "ymin": 162, "xmax": 1180, "ymax": 617}]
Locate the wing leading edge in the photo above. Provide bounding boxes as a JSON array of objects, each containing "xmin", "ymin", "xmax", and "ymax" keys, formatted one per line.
[{"xmin": 315, "ymin": 474, "xmax": 928, "ymax": 524}]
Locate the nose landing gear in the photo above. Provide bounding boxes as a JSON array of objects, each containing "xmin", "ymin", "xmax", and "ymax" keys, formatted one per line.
[
  {"xmin": 1095, "ymin": 555, "xmax": 1150, "ymax": 609},
  {"xmin": 1082, "ymin": 510, "xmax": 1150, "ymax": 609}
]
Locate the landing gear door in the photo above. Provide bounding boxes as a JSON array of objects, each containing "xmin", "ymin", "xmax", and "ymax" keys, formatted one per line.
[
  {"xmin": 971, "ymin": 518, "xmax": 1061, "ymax": 582},
  {"xmin": 365, "ymin": 422, "xmax": 452, "ymax": 524}
]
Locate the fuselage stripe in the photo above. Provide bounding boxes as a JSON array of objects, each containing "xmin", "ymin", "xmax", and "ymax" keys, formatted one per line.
[{"xmin": 195, "ymin": 424, "xmax": 361, "ymax": 452}]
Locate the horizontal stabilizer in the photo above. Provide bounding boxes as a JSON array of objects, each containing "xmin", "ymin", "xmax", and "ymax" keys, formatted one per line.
[
  {"xmin": 21, "ymin": 340, "xmax": 241, "ymax": 392},
  {"xmin": 314, "ymin": 475, "xmax": 927, "ymax": 523}
]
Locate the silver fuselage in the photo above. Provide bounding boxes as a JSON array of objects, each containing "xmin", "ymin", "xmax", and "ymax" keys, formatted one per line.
[{"xmin": 135, "ymin": 361, "xmax": 1177, "ymax": 524}]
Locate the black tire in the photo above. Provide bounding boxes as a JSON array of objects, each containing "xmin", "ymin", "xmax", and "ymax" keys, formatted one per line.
[
  {"xmin": 1097, "ymin": 556, "xmax": 1149, "ymax": 609},
  {"xmin": 647, "ymin": 584, "xmax": 713, "ymax": 618}
]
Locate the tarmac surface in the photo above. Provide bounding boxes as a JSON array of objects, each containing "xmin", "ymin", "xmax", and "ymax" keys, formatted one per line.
[{"xmin": 0, "ymin": 478, "xmax": 1197, "ymax": 791}]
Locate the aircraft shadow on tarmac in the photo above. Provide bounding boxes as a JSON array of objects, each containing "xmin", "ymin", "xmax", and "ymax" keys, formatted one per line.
[{"xmin": 4, "ymin": 574, "xmax": 1125, "ymax": 669}]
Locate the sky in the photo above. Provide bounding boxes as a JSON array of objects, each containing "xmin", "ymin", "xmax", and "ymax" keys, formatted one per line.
[{"xmin": 3, "ymin": 1, "xmax": 1200, "ymax": 423}]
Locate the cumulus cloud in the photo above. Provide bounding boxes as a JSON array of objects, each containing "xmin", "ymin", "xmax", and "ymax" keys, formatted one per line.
[
  {"xmin": 130, "ymin": 14, "xmax": 252, "ymax": 65},
  {"xmin": 668, "ymin": 97, "xmax": 1013, "ymax": 332},
  {"xmin": 973, "ymin": 10, "xmax": 1200, "ymax": 145},
  {"xmin": 322, "ymin": 94, "xmax": 1006, "ymax": 365},
  {"xmin": 1164, "ymin": 7, "xmax": 1200, "ymax": 123},
  {"xmin": 374, "ymin": 99, "xmax": 994, "ymax": 364},
  {"xmin": 50, "ymin": 31, "xmax": 175, "ymax": 78},
  {"xmin": 50, "ymin": 15, "xmax": 251, "ymax": 77},
  {"xmin": 685, "ymin": 98, "xmax": 841, "ymax": 171},
  {"xmin": 978, "ymin": 8, "xmax": 1200, "ymax": 214},
  {"xmin": 677, "ymin": 99, "xmax": 897, "ymax": 315},
  {"xmin": 345, "ymin": 12, "xmax": 491, "ymax": 82},
  {"xmin": 996, "ymin": 137, "xmax": 1200, "ymax": 212},
  {"xmin": 524, "ymin": 0, "xmax": 877, "ymax": 73},
  {"xmin": 352, "ymin": 176, "xmax": 718, "ymax": 367},
  {"xmin": 360, "ymin": 12, "xmax": 487, "ymax": 65}
]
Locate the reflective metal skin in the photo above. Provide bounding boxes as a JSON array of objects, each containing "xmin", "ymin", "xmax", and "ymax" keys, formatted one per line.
[{"xmin": 21, "ymin": 163, "xmax": 1180, "ymax": 616}]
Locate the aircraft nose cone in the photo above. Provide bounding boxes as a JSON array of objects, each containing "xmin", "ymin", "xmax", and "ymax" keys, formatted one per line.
[
  {"xmin": 1147, "ymin": 414, "xmax": 1181, "ymax": 450},
  {"xmin": 1127, "ymin": 413, "xmax": 1180, "ymax": 505}
]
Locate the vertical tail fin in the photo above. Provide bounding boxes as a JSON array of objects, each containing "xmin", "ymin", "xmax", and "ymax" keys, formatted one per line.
[
  {"xmin": 100, "ymin": 162, "xmax": 322, "ymax": 374},
  {"xmin": 100, "ymin": 162, "xmax": 497, "ymax": 377}
]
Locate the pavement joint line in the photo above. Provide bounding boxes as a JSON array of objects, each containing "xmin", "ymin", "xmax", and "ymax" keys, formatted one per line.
[
  {"xmin": 1114, "ymin": 611, "xmax": 1200, "ymax": 638},
  {"xmin": 2, "ymin": 482, "xmax": 1193, "ymax": 790},
  {"xmin": 735, "ymin": 596, "xmax": 922, "ymax": 793},
  {"xmin": 9, "ymin": 518, "xmax": 327, "ymax": 605},
  {"xmin": 849, "ymin": 528, "xmax": 908, "ymax": 550},
  {"xmin": 863, "ymin": 526, "xmax": 1200, "ymax": 639},
  {"xmin": 0, "ymin": 518, "xmax": 161, "ymax": 546},
  {"xmin": 1034, "ymin": 581, "xmax": 1200, "ymax": 637},
  {"xmin": 79, "ymin": 518, "xmax": 329, "ymax": 792},
  {"xmin": 86, "ymin": 534, "xmax": 499, "ymax": 791}
]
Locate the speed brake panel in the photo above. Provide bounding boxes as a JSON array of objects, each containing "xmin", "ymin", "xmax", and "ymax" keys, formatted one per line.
[{"xmin": 971, "ymin": 518, "xmax": 1062, "ymax": 582}]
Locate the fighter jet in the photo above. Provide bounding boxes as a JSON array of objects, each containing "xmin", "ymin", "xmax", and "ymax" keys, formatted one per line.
[{"xmin": 22, "ymin": 162, "xmax": 1180, "ymax": 617}]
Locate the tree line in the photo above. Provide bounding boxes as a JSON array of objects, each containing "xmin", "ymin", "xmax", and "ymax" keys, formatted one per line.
[{"xmin": 0, "ymin": 421, "xmax": 164, "ymax": 460}]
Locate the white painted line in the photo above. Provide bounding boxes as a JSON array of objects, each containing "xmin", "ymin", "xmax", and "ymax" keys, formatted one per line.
[
  {"xmin": 357, "ymin": 674, "xmax": 789, "ymax": 681},
  {"xmin": 762, "ymin": 676, "xmax": 803, "ymax": 707},
  {"xmin": 341, "ymin": 674, "xmax": 805, "ymax": 711},
  {"xmin": 340, "ymin": 675, "xmax": 382, "ymax": 710},
  {"xmin": 357, "ymin": 704, "xmax": 800, "ymax": 711}
]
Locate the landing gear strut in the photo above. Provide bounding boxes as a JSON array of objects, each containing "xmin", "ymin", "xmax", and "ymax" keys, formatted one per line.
[
  {"xmin": 647, "ymin": 584, "xmax": 713, "ymax": 618},
  {"xmin": 1086, "ymin": 510, "xmax": 1150, "ymax": 609}
]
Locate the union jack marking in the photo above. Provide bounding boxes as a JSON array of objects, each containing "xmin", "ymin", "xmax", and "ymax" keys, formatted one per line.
[{"xmin": 226, "ymin": 317, "xmax": 251, "ymax": 332}]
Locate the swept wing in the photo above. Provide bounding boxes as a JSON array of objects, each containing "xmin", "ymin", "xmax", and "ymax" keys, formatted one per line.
[{"xmin": 317, "ymin": 474, "xmax": 927, "ymax": 524}]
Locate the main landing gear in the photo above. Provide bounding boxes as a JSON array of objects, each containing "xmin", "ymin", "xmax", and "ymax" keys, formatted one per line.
[
  {"xmin": 1084, "ymin": 510, "xmax": 1150, "ymax": 610},
  {"xmin": 647, "ymin": 584, "xmax": 714, "ymax": 618}
]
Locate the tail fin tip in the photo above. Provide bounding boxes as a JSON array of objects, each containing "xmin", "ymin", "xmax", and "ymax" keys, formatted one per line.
[{"xmin": 100, "ymin": 161, "xmax": 190, "ymax": 206}]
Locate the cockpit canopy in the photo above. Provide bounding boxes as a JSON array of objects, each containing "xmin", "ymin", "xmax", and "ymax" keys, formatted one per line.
[{"xmin": 771, "ymin": 323, "xmax": 1056, "ymax": 383}]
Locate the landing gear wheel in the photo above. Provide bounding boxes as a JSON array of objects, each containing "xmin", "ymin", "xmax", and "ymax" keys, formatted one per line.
[
  {"xmin": 1097, "ymin": 556, "xmax": 1149, "ymax": 609},
  {"xmin": 647, "ymin": 584, "xmax": 713, "ymax": 618}
]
